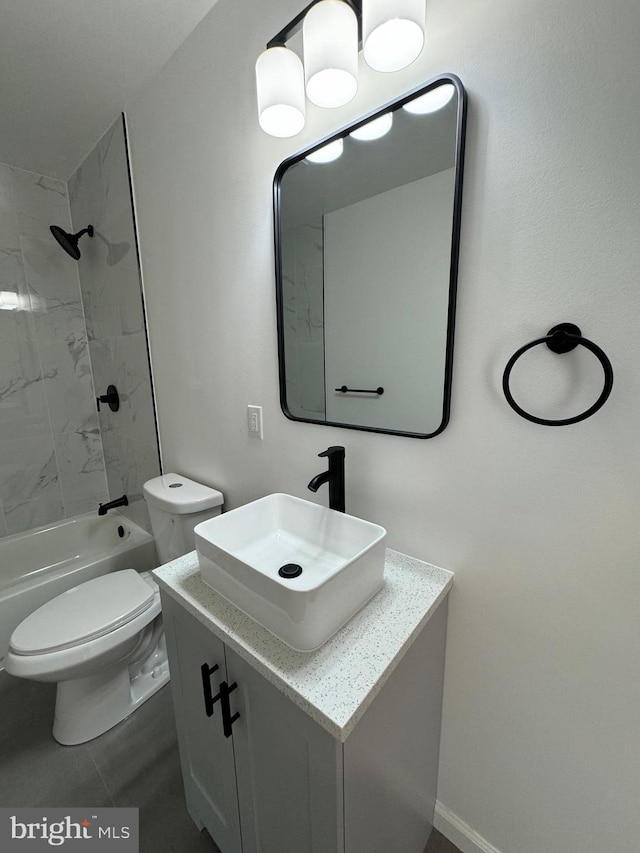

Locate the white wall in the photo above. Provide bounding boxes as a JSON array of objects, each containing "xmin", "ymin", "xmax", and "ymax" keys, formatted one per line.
[
  {"xmin": 324, "ymin": 170, "xmax": 454, "ymax": 433},
  {"xmin": 125, "ymin": 1, "xmax": 640, "ymax": 851}
]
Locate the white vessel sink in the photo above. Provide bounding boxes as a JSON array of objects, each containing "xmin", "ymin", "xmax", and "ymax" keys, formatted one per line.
[{"xmin": 195, "ymin": 493, "xmax": 386, "ymax": 652}]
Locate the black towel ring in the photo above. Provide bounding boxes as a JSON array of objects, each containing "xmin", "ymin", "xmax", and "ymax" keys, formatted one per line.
[{"xmin": 502, "ymin": 323, "xmax": 614, "ymax": 426}]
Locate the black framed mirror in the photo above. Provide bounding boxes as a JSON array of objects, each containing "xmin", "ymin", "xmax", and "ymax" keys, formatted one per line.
[{"xmin": 274, "ymin": 74, "xmax": 467, "ymax": 438}]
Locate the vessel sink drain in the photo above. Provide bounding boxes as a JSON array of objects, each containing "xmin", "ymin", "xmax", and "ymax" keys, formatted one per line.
[{"xmin": 278, "ymin": 563, "xmax": 303, "ymax": 579}]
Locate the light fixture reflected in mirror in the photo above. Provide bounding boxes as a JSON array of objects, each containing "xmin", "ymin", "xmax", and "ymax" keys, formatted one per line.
[
  {"xmin": 306, "ymin": 138, "xmax": 344, "ymax": 163},
  {"xmin": 350, "ymin": 112, "xmax": 393, "ymax": 140},
  {"xmin": 0, "ymin": 290, "xmax": 34, "ymax": 312},
  {"xmin": 0, "ymin": 291, "xmax": 19, "ymax": 311},
  {"xmin": 403, "ymin": 82, "xmax": 455, "ymax": 114},
  {"xmin": 256, "ymin": 0, "xmax": 426, "ymax": 137}
]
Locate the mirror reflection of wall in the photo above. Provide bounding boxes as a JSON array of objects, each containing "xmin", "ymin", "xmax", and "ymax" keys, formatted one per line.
[
  {"xmin": 0, "ymin": 114, "xmax": 160, "ymax": 539},
  {"xmin": 324, "ymin": 170, "xmax": 455, "ymax": 433},
  {"xmin": 276, "ymin": 77, "xmax": 466, "ymax": 438}
]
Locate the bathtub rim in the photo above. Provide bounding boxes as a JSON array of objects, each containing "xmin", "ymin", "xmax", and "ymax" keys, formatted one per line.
[{"xmin": 0, "ymin": 509, "xmax": 155, "ymax": 597}]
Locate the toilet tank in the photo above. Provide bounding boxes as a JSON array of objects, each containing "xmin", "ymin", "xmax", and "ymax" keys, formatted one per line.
[{"xmin": 143, "ymin": 474, "xmax": 224, "ymax": 565}]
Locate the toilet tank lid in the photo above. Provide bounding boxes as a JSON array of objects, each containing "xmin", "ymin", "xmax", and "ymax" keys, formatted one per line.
[{"xmin": 143, "ymin": 474, "xmax": 224, "ymax": 514}]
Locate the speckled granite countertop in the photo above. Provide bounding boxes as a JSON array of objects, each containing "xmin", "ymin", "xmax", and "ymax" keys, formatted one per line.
[{"xmin": 153, "ymin": 549, "xmax": 453, "ymax": 742}]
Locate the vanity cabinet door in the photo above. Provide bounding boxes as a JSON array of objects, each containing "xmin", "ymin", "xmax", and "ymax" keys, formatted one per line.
[
  {"xmin": 162, "ymin": 596, "xmax": 242, "ymax": 853},
  {"xmin": 225, "ymin": 646, "xmax": 345, "ymax": 853}
]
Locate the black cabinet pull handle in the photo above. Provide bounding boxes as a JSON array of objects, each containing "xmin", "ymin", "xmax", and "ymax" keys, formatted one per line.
[
  {"xmin": 220, "ymin": 681, "xmax": 240, "ymax": 738},
  {"xmin": 200, "ymin": 662, "xmax": 220, "ymax": 717}
]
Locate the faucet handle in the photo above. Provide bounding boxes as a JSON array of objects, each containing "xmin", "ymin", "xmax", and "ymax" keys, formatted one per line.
[{"xmin": 318, "ymin": 446, "xmax": 345, "ymax": 459}]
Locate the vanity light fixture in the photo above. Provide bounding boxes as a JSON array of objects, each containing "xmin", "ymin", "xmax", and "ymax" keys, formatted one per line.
[
  {"xmin": 306, "ymin": 138, "xmax": 344, "ymax": 163},
  {"xmin": 256, "ymin": 0, "xmax": 426, "ymax": 137},
  {"xmin": 256, "ymin": 47, "xmax": 306, "ymax": 137},
  {"xmin": 363, "ymin": 0, "xmax": 425, "ymax": 72},
  {"xmin": 349, "ymin": 111, "xmax": 393, "ymax": 140},
  {"xmin": 304, "ymin": 0, "xmax": 358, "ymax": 108}
]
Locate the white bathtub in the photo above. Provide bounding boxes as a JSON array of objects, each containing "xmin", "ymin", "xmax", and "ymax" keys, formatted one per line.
[{"xmin": 0, "ymin": 511, "xmax": 158, "ymax": 667}]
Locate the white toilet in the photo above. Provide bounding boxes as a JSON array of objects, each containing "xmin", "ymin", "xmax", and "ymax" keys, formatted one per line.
[{"xmin": 5, "ymin": 474, "xmax": 223, "ymax": 745}]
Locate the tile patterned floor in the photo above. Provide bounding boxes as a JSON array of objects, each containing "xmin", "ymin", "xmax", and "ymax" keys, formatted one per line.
[
  {"xmin": 0, "ymin": 671, "xmax": 217, "ymax": 853},
  {"xmin": 0, "ymin": 670, "xmax": 461, "ymax": 853}
]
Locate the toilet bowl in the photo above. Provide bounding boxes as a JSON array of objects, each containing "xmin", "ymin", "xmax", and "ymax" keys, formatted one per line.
[
  {"xmin": 5, "ymin": 474, "xmax": 224, "ymax": 745},
  {"xmin": 5, "ymin": 570, "xmax": 167, "ymax": 745}
]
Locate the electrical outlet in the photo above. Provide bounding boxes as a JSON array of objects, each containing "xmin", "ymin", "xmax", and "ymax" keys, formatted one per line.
[{"xmin": 247, "ymin": 405, "xmax": 263, "ymax": 439}]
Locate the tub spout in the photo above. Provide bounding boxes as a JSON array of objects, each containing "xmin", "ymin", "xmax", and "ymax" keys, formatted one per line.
[{"xmin": 98, "ymin": 495, "xmax": 129, "ymax": 516}]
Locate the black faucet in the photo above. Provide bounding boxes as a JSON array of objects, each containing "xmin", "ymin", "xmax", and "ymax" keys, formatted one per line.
[
  {"xmin": 98, "ymin": 495, "xmax": 129, "ymax": 516},
  {"xmin": 307, "ymin": 446, "xmax": 345, "ymax": 513}
]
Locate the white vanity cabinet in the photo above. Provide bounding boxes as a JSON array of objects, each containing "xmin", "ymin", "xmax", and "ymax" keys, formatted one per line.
[
  {"xmin": 155, "ymin": 549, "xmax": 453, "ymax": 853},
  {"xmin": 163, "ymin": 598, "xmax": 342, "ymax": 853},
  {"xmin": 161, "ymin": 603, "xmax": 240, "ymax": 850}
]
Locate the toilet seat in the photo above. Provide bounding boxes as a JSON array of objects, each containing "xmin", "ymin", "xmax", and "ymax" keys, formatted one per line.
[{"xmin": 10, "ymin": 570, "xmax": 155, "ymax": 656}]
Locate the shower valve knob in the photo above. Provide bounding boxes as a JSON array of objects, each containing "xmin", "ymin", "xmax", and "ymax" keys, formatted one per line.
[{"xmin": 96, "ymin": 385, "xmax": 120, "ymax": 412}]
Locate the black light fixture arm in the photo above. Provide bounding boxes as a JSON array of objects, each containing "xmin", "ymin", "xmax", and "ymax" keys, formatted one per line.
[{"xmin": 502, "ymin": 323, "xmax": 614, "ymax": 426}]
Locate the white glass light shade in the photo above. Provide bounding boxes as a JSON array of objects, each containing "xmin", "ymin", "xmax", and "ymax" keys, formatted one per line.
[
  {"xmin": 303, "ymin": 0, "xmax": 358, "ymax": 108},
  {"xmin": 256, "ymin": 47, "xmax": 306, "ymax": 137},
  {"xmin": 403, "ymin": 83, "xmax": 455, "ymax": 114},
  {"xmin": 350, "ymin": 112, "xmax": 393, "ymax": 140},
  {"xmin": 306, "ymin": 139, "xmax": 344, "ymax": 163},
  {"xmin": 363, "ymin": 0, "xmax": 426, "ymax": 72}
]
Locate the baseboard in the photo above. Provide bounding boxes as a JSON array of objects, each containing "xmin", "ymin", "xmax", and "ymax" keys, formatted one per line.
[{"xmin": 434, "ymin": 801, "xmax": 503, "ymax": 853}]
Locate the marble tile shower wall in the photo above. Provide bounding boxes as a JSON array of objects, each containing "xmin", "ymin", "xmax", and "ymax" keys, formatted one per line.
[
  {"xmin": 0, "ymin": 164, "xmax": 108, "ymax": 537},
  {"xmin": 282, "ymin": 221, "xmax": 325, "ymax": 420},
  {"xmin": 68, "ymin": 117, "xmax": 160, "ymax": 506}
]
